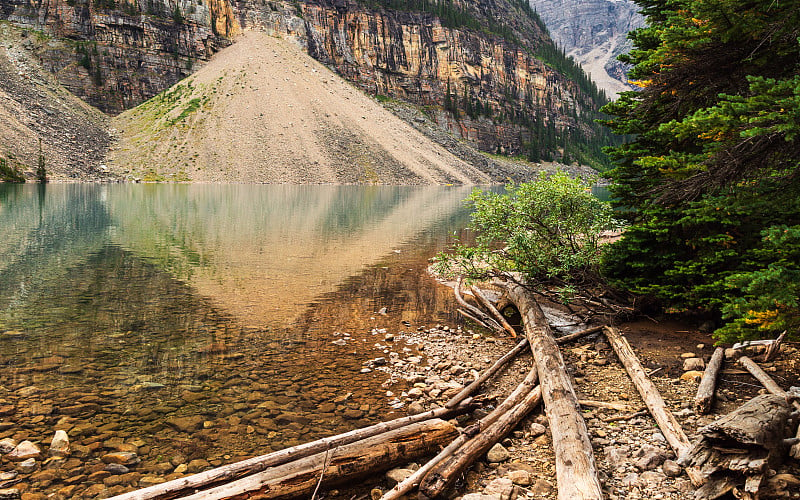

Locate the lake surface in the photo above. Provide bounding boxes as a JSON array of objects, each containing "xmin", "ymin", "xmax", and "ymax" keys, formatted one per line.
[{"xmin": 0, "ymin": 183, "xmax": 477, "ymax": 496}]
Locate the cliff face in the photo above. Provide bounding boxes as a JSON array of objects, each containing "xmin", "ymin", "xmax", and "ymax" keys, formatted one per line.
[
  {"xmin": 532, "ymin": 0, "xmax": 644, "ymax": 97},
  {"xmin": 2, "ymin": 0, "xmax": 238, "ymax": 113},
  {"xmin": 1, "ymin": 0, "xmax": 608, "ymax": 158}
]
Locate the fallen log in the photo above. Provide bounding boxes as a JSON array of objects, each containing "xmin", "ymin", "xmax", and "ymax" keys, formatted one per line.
[
  {"xmin": 446, "ymin": 337, "xmax": 529, "ymax": 409},
  {"xmin": 578, "ymin": 400, "xmax": 638, "ymax": 412},
  {"xmin": 603, "ymin": 327, "xmax": 692, "ymax": 458},
  {"xmin": 386, "ymin": 367, "xmax": 540, "ymax": 500},
  {"xmin": 680, "ymin": 394, "xmax": 794, "ymax": 500},
  {"xmin": 695, "ymin": 347, "xmax": 725, "ymax": 415},
  {"xmin": 470, "ymin": 285, "xmax": 517, "ymax": 337},
  {"xmin": 418, "ymin": 382, "xmax": 543, "ymax": 499},
  {"xmin": 762, "ymin": 331, "xmax": 786, "ymax": 362},
  {"xmin": 454, "ymin": 276, "xmax": 503, "ymax": 333},
  {"xmin": 738, "ymin": 356, "xmax": 800, "ymax": 459},
  {"xmin": 176, "ymin": 419, "xmax": 458, "ymax": 500},
  {"xmin": 107, "ymin": 403, "xmax": 474, "ymax": 500},
  {"xmin": 504, "ymin": 282, "xmax": 604, "ymax": 500},
  {"xmin": 554, "ymin": 324, "xmax": 604, "ymax": 344}
]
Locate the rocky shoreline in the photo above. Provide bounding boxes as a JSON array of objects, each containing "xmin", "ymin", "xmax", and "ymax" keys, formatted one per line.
[
  {"xmin": 344, "ymin": 319, "xmax": 800, "ymax": 500},
  {"xmin": 1, "ymin": 313, "xmax": 799, "ymax": 499}
]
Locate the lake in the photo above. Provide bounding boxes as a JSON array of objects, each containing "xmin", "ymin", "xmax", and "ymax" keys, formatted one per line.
[{"xmin": 0, "ymin": 183, "xmax": 478, "ymax": 496}]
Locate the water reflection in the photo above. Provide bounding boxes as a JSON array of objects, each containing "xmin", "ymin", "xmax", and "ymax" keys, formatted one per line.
[{"xmin": 0, "ymin": 183, "xmax": 473, "ymax": 497}]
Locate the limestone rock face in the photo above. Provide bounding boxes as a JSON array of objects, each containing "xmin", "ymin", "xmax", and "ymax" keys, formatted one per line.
[
  {"xmin": 2, "ymin": 0, "xmax": 605, "ymax": 156},
  {"xmin": 533, "ymin": 0, "xmax": 645, "ymax": 97}
]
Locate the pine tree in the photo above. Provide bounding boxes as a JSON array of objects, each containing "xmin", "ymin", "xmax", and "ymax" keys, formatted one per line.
[{"xmin": 601, "ymin": 0, "xmax": 800, "ymax": 341}]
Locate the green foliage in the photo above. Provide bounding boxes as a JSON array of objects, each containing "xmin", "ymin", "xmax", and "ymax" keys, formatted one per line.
[
  {"xmin": 36, "ymin": 140, "xmax": 48, "ymax": 183},
  {"xmin": 715, "ymin": 225, "xmax": 800, "ymax": 342},
  {"xmin": 0, "ymin": 157, "xmax": 25, "ymax": 183},
  {"xmin": 436, "ymin": 172, "xmax": 620, "ymax": 300},
  {"xmin": 601, "ymin": 0, "xmax": 800, "ymax": 341}
]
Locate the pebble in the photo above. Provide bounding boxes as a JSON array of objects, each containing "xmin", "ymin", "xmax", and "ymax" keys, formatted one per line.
[
  {"xmin": 7, "ymin": 441, "xmax": 40, "ymax": 461},
  {"xmin": 486, "ymin": 443, "xmax": 510, "ymax": 463},
  {"xmin": 682, "ymin": 357, "xmax": 705, "ymax": 371},
  {"xmin": 49, "ymin": 430, "xmax": 69, "ymax": 457}
]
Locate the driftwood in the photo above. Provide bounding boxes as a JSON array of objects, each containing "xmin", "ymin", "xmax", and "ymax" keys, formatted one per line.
[
  {"xmin": 603, "ymin": 326, "xmax": 692, "ymax": 459},
  {"xmin": 388, "ymin": 367, "xmax": 540, "ymax": 500},
  {"xmin": 579, "ymin": 399, "xmax": 638, "ymax": 412},
  {"xmin": 176, "ymin": 419, "xmax": 458, "ymax": 500},
  {"xmin": 446, "ymin": 337, "xmax": 529, "ymax": 408},
  {"xmin": 418, "ymin": 382, "xmax": 543, "ymax": 499},
  {"xmin": 695, "ymin": 347, "xmax": 725, "ymax": 414},
  {"xmin": 454, "ymin": 277, "xmax": 503, "ymax": 333},
  {"xmin": 738, "ymin": 356, "xmax": 800, "ymax": 459},
  {"xmin": 762, "ymin": 331, "xmax": 786, "ymax": 362},
  {"xmin": 505, "ymin": 282, "xmax": 604, "ymax": 500},
  {"xmin": 680, "ymin": 394, "xmax": 794, "ymax": 500},
  {"xmin": 470, "ymin": 285, "xmax": 517, "ymax": 337},
  {"xmin": 443, "ymin": 324, "xmax": 606, "ymax": 410},
  {"xmin": 108, "ymin": 403, "xmax": 474, "ymax": 500},
  {"xmin": 554, "ymin": 324, "xmax": 604, "ymax": 344}
]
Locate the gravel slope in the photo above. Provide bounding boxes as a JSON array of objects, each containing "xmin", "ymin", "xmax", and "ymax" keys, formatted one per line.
[
  {"xmin": 109, "ymin": 31, "xmax": 495, "ymax": 184},
  {"xmin": 0, "ymin": 23, "xmax": 110, "ymax": 181}
]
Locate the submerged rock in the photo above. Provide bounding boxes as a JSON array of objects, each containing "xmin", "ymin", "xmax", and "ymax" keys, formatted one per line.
[
  {"xmin": 7, "ymin": 441, "xmax": 40, "ymax": 461},
  {"xmin": 49, "ymin": 430, "xmax": 69, "ymax": 457}
]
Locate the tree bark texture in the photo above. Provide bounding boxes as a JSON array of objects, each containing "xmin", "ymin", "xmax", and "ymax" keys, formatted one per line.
[
  {"xmin": 505, "ymin": 282, "xmax": 604, "ymax": 500},
  {"xmin": 603, "ymin": 326, "xmax": 692, "ymax": 458},
  {"xmin": 738, "ymin": 355, "xmax": 800, "ymax": 459},
  {"xmin": 108, "ymin": 405, "xmax": 471, "ymax": 500},
  {"xmin": 415, "ymin": 367, "xmax": 541, "ymax": 499},
  {"xmin": 175, "ymin": 419, "xmax": 458, "ymax": 500},
  {"xmin": 681, "ymin": 394, "xmax": 794, "ymax": 500},
  {"xmin": 695, "ymin": 347, "xmax": 725, "ymax": 414}
]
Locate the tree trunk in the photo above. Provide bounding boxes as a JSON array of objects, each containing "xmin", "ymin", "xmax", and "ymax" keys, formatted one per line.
[
  {"xmin": 681, "ymin": 394, "xmax": 794, "ymax": 500},
  {"xmin": 504, "ymin": 282, "xmax": 604, "ymax": 500},
  {"xmin": 738, "ymin": 355, "xmax": 800, "ymax": 459},
  {"xmin": 446, "ymin": 337, "xmax": 529, "ymax": 409},
  {"xmin": 108, "ymin": 405, "xmax": 472, "ymax": 500},
  {"xmin": 695, "ymin": 347, "xmax": 724, "ymax": 414},
  {"xmin": 171, "ymin": 419, "xmax": 458, "ymax": 500},
  {"xmin": 470, "ymin": 285, "xmax": 517, "ymax": 337},
  {"xmin": 388, "ymin": 367, "xmax": 540, "ymax": 500},
  {"xmin": 603, "ymin": 327, "xmax": 691, "ymax": 458},
  {"xmin": 418, "ymin": 382, "xmax": 543, "ymax": 499}
]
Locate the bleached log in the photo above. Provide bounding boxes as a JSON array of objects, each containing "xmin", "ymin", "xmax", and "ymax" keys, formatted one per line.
[
  {"xmin": 504, "ymin": 282, "xmax": 604, "ymax": 500},
  {"xmin": 454, "ymin": 276, "xmax": 503, "ymax": 333},
  {"xmin": 738, "ymin": 356, "xmax": 800, "ymax": 459},
  {"xmin": 695, "ymin": 347, "xmax": 725, "ymax": 414},
  {"xmin": 446, "ymin": 337, "xmax": 529, "ymax": 409},
  {"xmin": 603, "ymin": 327, "xmax": 692, "ymax": 458},
  {"xmin": 386, "ymin": 367, "xmax": 540, "ymax": 500},
  {"xmin": 418, "ymin": 383, "xmax": 543, "ymax": 499},
  {"xmin": 470, "ymin": 285, "xmax": 517, "ymax": 337},
  {"xmin": 107, "ymin": 403, "xmax": 473, "ymax": 500},
  {"xmin": 177, "ymin": 419, "xmax": 458, "ymax": 500}
]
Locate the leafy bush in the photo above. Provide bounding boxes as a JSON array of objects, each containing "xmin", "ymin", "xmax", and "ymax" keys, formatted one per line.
[{"xmin": 435, "ymin": 171, "xmax": 620, "ymax": 301}]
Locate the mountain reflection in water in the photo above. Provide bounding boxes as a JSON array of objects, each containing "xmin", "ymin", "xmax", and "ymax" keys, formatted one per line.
[{"xmin": 0, "ymin": 183, "xmax": 475, "ymax": 497}]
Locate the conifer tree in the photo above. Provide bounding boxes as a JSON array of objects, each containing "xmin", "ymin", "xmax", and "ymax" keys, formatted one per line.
[{"xmin": 601, "ymin": 0, "xmax": 800, "ymax": 341}]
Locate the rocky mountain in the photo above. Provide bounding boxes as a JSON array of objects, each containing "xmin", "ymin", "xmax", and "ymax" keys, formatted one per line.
[
  {"xmin": 109, "ymin": 31, "xmax": 500, "ymax": 183},
  {"xmin": 532, "ymin": 0, "xmax": 644, "ymax": 97},
  {"xmin": 1, "ymin": 0, "xmax": 615, "ymax": 172},
  {"xmin": 0, "ymin": 21, "xmax": 109, "ymax": 179}
]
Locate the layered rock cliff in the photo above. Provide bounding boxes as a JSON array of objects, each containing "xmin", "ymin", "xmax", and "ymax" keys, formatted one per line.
[
  {"xmin": 532, "ymin": 0, "xmax": 644, "ymax": 97},
  {"xmin": 1, "ymin": 0, "xmax": 613, "ymax": 165}
]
